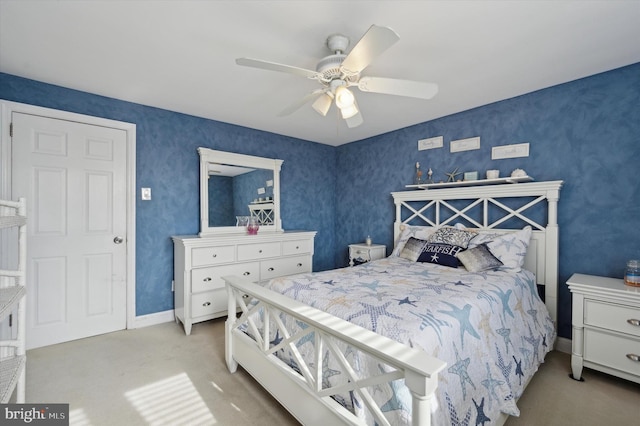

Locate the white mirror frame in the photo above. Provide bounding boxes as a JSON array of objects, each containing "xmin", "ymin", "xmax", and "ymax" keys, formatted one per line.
[{"xmin": 199, "ymin": 147, "xmax": 283, "ymax": 236}]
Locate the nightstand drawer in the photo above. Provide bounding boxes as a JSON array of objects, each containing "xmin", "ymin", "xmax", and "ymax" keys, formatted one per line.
[
  {"xmin": 584, "ymin": 299, "xmax": 640, "ymax": 338},
  {"xmin": 584, "ymin": 329, "xmax": 640, "ymax": 376}
]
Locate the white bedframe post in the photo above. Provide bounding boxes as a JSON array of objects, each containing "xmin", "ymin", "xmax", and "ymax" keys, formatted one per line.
[
  {"xmin": 543, "ymin": 185, "xmax": 561, "ymax": 325},
  {"xmin": 225, "ymin": 288, "xmax": 238, "ymax": 373},
  {"xmin": 406, "ymin": 371, "xmax": 438, "ymax": 426}
]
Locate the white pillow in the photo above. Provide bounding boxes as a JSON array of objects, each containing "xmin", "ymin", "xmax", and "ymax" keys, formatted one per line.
[
  {"xmin": 486, "ymin": 226, "xmax": 532, "ymax": 270},
  {"xmin": 392, "ymin": 225, "xmax": 437, "ymax": 257}
]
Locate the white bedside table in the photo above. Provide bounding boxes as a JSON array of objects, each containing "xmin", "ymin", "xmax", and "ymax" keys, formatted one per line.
[
  {"xmin": 567, "ymin": 273, "xmax": 640, "ymax": 384},
  {"xmin": 348, "ymin": 243, "xmax": 386, "ymax": 266}
]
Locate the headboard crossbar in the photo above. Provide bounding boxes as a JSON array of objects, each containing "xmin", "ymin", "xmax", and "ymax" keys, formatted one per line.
[
  {"xmin": 394, "ymin": 189, "xmax": 555, "ymax": 231},
  {"xmin": 391, "ymin": 181, "xmax": 564, "ymax": 327}
]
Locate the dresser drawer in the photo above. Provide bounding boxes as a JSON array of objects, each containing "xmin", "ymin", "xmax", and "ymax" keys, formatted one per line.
[
  {"xmin": 191, "ymin": 245, "xmax": 235, "ymax": 267},
  {"xmin": 261, "ymin": 255, "xmax": 311, "ymax": 280},
  {"xmin": 237, "ymin": 242, "xmax": 281, "ymax": 261},
  {"xmin": 191, "ymin": 290, "xmax": 226, "ymax": 318},
  {"xmin": 283, "ymin": 239, "xmax": 312, "ymax": 256},
  {"xmin": 584, "ymin": 299, "xmax": 640, "ymax": 338},
  {"xmin": 584, "ymin": 328, "xmax": 640, "ymax": 376},
  {"xmin": 191, "ymin": 262, "xmax": 260, "ymax": 293}
]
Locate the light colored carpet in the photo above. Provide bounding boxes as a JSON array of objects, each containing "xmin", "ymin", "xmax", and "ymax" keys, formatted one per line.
[{"xmin": 26, "ymin": 318, "xmax": 639, "ymax": 425}]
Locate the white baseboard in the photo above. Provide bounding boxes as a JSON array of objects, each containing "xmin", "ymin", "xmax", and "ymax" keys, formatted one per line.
[
  {"xmin": 555, "ymin": 336, "xmax": 571, "ymax": 354},
  {"xmin": 132, "ymin": 309, "xmax": 175, "ymax": 329}
]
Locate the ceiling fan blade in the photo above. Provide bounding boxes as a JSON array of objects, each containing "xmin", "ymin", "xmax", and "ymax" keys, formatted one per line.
[
  {"xmin": 356, "ymin": 76, "xmax": 439, "ymax": 99},
  {"xmin": 236, "ymin": 57, "xmax": 321, "ymax": 79},
  {"xmin": 277, "ymin": 89, "xmax": 326, "ymax": 117},
  {"xmin": 340, "ymin": 25, "xmax": 400, "ymax": 75}
]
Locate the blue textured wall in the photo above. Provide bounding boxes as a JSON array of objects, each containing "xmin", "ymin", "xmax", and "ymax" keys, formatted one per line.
[
  {"xmin": 1, "ymin": 63, "xmax": 638, "ymax": 339},
  {"xmin": 0, "ymin": 73, "xmax": 337, "ymax": 316},
  {"xmin": 336, "ymin": 63, "xmax": 640, "ymax": 338}
]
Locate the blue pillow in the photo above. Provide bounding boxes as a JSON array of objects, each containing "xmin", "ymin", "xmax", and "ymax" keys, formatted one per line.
[{"xmin": 417, "ymin": 243, "xmax": 464, "ymax": 268}]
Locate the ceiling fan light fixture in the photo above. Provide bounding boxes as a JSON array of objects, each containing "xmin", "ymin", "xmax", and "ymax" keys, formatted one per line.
[
  {"xmin": 312, "ymin": 93, "xmax": 333, "ymax": 116},
  {"xmin": 334, "ymin": 86, "xmax": 355, "ymax": 109},
  {"xmin": 339, "ymin": 103, "xmax": 359, "ymax": 119}
]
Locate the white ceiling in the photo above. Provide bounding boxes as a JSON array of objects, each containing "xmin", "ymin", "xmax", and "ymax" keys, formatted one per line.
[{"xmin": 1, "ymin": 1, "xmax": 639, "ymax": 146}]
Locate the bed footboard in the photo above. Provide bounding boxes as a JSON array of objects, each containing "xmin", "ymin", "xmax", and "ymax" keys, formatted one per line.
[{"xmin": 224, "ymin": 275, "xmax": 447, "ymax": 426}]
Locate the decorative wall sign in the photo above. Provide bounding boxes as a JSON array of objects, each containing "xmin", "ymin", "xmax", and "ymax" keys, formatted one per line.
[
  {"xmin": 492, "ymin": 142, "xmax": 530, "ymax": 160},
  {"xmin": 418, "ymin": 136, "xmax": 443, "ymax": 151},
  {"xmin": 450, "ymin": 136, "xmax": 480, "ymax": 153}
]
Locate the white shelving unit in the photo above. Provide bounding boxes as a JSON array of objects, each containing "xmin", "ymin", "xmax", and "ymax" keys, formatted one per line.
[
  {"xmin": 0, "ymin": 197, "xmax": 27, "ymax": 403},
  {"xmin": 248, "ymin": 201, "xmax": 275, "ymax": 225}
]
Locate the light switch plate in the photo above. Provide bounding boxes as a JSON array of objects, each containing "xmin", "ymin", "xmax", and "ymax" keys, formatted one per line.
[{"xmin": 141, "ymin": 187, "xmax": 151, "ymax": 200}]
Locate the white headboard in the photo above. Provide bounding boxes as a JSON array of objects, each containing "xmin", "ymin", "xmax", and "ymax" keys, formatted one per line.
[{"xmin": 391, "ymin": 180, "xmax": 563, "ymax": 325}]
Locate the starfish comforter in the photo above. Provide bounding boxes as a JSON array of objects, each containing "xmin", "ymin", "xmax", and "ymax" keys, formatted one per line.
[{"xmin": 259, "ymin": 256, "xmax": 555, "ymax": 425}]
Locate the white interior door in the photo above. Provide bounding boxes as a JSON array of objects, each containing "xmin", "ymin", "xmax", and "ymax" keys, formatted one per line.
[{"xmin": 11, "ymin": 112, "xmax": 128, "ymax": 349}]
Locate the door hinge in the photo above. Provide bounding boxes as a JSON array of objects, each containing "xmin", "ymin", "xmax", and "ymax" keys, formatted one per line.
[{"xmin": 9, "ymin": 122, "xmax": 13, "ymax": 138}]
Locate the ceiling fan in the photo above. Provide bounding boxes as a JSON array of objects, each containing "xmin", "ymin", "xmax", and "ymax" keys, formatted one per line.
[{"xmin": 236, "ymin": 25, "xmax": 438, "ymax": 128}]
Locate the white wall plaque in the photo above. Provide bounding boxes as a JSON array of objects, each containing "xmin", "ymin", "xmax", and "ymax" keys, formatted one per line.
[
  {"xmin": 450, "ymin": 136, "xmax": 480, "ymax": 153},
  {"xmin": 418, "ymin": 136, "xmax": 443, "ymax": 151},
  {"xmin": 491, "ymin": 142, "xmax": 530, "ymax": 160}
]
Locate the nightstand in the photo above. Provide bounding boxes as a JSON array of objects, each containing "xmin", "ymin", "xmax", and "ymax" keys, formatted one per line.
[
  {"xmin": 348, "ymin": 243, "xmax": 386, "ymax": 266},
  {"xmin": 567, "ymin": 273, "xmax": 640, "ymax": 384}
]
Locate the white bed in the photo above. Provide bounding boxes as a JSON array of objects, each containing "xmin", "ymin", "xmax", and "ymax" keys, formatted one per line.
[{"xmin": 224, "ymin": 180, "xmax": 563, "ymax": 426}]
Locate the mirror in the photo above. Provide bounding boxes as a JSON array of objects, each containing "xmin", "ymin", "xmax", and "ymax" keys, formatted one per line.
[{"xmin": 199, "ymin": 148, "xmax": 283, "ymax": 236}]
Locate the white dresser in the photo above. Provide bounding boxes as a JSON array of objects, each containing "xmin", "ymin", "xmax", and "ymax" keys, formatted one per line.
[
  {"xmin": 173, "ymin": 231, "xmax": 316, "ymax": 335},
  {"xmin": 567, "ymin": 273, "xmax": 640, "ymax": 384}
]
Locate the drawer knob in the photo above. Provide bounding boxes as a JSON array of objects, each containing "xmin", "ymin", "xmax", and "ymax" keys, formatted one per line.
[
  {"xmin": 627, "ymin": 319, "xmax": 640, "ymax": 327},
  {"xmin": 626, "ymin": 354, "xmax": 640, "ymax": 362},
  {"xmin": 202, "ymin": 301, "xmax": 211, "ymax": 307},
  {"xmin": 297, "ymin": 263, "xmax": 303, "ymax": 267},
  {"xmin": 296, "ymin": 246, "xmax": 300, "ymax": 249},
  {"xmin": 243, "ymin": 271, "xmax": 251, "ymax": 276},
  {"xmin": 212, "ymin": 254, "xmax": 217, "ymax": 258},
  {"xmin": 259, "ymin": 249, "xmax": 263, "ymax": 253},
  {"xmin": 203, "ymin": 277, "xmax": 212, "ymax": 282},
  {"xmin": 268, "ymin": 267, "xmax": 274, "ymax": 272}
]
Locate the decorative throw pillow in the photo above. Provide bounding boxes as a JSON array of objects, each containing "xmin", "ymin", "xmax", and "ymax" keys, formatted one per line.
[
  {"xmin": 399, "ymin": 237, "xmax": 428, "ymax": 262},
  {"xmin": 457, "ymin": 243, "xmax": 503, "ymax": 272},
  {"xmin": 427, "ymin": 226, "xmax": 477, "ymax": 249},
  {"xmin": 392, "ymin": 226, "xmax": 437, "ymax": 257},
  {"xmin": 467, "ymin": 232, "xmax": 502, "ymax": 249},
  {"xmin": 486, "ymin": 226, "xmax": 532, "ymax": 270},
  {"xmin": 417, "ymin": 242, "xmax": 464, "ymax": 268}
]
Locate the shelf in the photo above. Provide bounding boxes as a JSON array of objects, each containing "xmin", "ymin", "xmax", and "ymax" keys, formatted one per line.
[
  {"xmin": 0, "ymin": 215, "xmax": 26, "ymax": 230},
  {"xmin": 405, "ymin": 175, "xmax": 533, "ymax": 190},
  {"xmin": 0, "ymin": 286, "xmax": 26, "ymax": 321},
  {"xmin": 0, "ymin": 354, "xmax": 26, "ymax": 403}
]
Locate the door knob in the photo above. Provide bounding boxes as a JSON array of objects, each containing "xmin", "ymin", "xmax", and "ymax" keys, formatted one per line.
[{"xmin": 113, "ymin": 236, "xmax": 124, "ymax": 244}]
